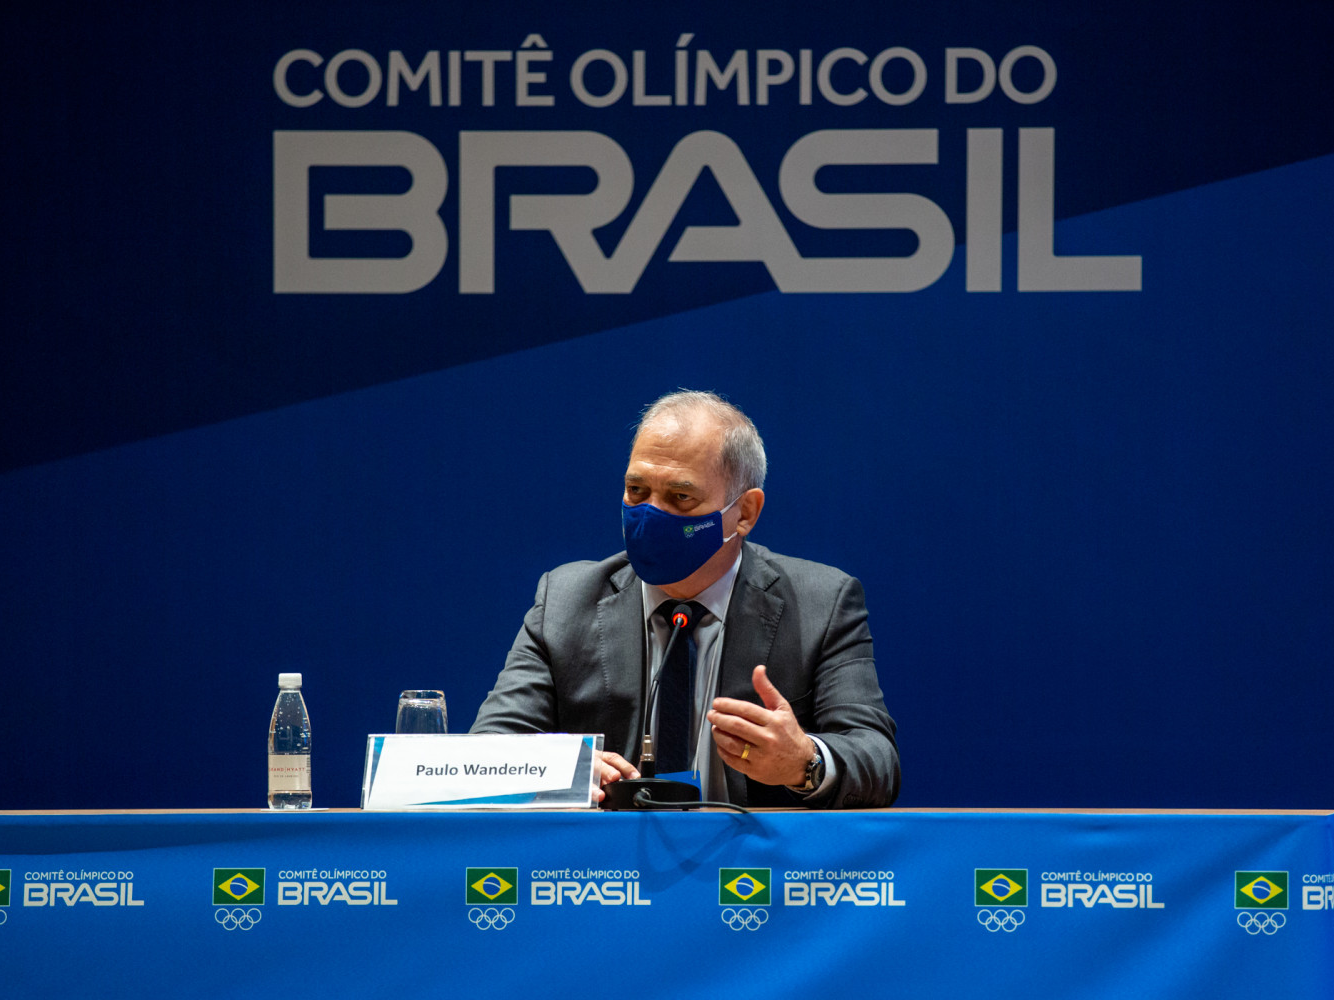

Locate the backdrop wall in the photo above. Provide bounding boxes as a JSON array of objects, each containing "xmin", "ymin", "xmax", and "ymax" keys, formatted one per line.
[{"xmin": 2, "ymin": 1, "xmax": 1330, "ymax": 809}]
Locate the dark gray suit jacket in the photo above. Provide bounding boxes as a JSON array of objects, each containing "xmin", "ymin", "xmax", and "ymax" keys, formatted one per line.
[{"xmin": 471, "ymin": 542, "xmax": 899, "ymax": 808}]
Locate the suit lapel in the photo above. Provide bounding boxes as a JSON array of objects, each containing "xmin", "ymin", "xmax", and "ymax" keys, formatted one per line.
[
  {"xmin": 719, "ymin": 544, "xmax": 784, "ymax": 804},
  {"xmin": 595, "ymin": 561, "xmax": 646, "ymax": 757}
]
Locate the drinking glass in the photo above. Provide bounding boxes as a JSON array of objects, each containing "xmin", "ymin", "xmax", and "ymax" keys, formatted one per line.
[{"xmin": 396, "ymin": 690, "xmax": 447, "ymax": 734}]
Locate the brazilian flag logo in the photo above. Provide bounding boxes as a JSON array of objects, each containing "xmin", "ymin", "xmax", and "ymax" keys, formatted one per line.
[
  {"xmin": 976, "ymin": 869, "xmax": 1027, "ymax": 906},
  {"xmin": 1235, "ymin": 871, "xmax": 1288, "ymax": 909},
  {"xmin": 214, "ymin": 868, "xmax": 265, "ymax": 905},
  {"xmin": 467, "ymin": 868, "xmax": 518, "ymax": 905},
  {"xmin": 0, "ymin": 868, "xmax": 11, "ymax": 906},
  {"xmin": 720, "ymin": 868, "xmax": 770, "ymax": 905}
]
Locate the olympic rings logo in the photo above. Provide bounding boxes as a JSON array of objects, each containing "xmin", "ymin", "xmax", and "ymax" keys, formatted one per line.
[
  {"xmin": 0, "ymin": 909, "xmax": 8, "ymax": 925},
  {"xmin": 469, "ymin": 906, "xmax": 515, "ymax": 930},
  {"xmin": 977, "ymin": 908, "xmax": 1025, "ymax": 932},
  {"xmin": 720, "ymin": 907, "xmax": 769, "ymax": 931},
  {"xmin": 214, "ymin": 907, "xmax": 262, "ymax": 931},
  {"xmin": 1236, "ymin": 911, "xmax": 1286, "ymax": 935}
]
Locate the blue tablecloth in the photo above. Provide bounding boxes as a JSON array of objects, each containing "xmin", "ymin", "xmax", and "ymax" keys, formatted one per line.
[{"xmin": 3, "ymin": 810, "xmax": 1331, "ymax": 998}]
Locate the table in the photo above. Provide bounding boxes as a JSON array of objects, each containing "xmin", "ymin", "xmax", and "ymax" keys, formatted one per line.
[{"xmin": 3, "ymin": 809, "xmax": 1331, "ymax": 998}]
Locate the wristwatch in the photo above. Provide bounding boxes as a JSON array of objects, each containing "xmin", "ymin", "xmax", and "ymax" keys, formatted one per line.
[{"xmin": 799, "ymin": 741, "xmax": 826, "ymax": 792}]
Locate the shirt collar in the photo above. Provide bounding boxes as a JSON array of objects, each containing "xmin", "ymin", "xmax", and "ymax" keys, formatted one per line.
[{"xmin": 640, "ymin": 548, "xmax": 744, "ymax": 626}]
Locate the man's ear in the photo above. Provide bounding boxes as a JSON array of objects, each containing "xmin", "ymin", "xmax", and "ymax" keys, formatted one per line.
[{"xmin": 734, "ymin": 488, "xmax": 765, "ymax": 537}]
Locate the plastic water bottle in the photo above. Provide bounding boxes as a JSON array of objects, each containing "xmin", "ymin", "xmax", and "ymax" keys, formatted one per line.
[{"xmin": 268, "ymin": 673, "xmax": 312, "ymax": 809}]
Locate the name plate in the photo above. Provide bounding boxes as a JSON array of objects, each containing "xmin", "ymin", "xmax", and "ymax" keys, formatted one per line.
[{"xmin": 360, "ymin": 733, "xmax": 603, "ymax": 810}]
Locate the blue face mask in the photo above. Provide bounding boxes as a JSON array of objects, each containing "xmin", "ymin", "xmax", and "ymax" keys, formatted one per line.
[{"xmin": 621, "ymin": 496, "xmax": 740, "ymax": 586}]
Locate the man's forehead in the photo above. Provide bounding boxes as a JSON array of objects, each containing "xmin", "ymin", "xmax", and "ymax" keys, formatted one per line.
[
  {"xmin": 635, "ymin": 409, "xmax": 725, "ymax": 447},
  {"xmin": 626, "ymin": 413, "xmax": 725, "ymax": 480}
]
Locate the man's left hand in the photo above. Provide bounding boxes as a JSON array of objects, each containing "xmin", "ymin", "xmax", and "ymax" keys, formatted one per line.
[{"xmin": 708, "ymin": 664, "xmax": 811, "ymax": 787}]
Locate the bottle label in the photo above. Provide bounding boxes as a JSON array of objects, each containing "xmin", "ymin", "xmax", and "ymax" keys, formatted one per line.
[{"xmin": 268, "ymin": 755, "xmax": 311, "ymax": 791}]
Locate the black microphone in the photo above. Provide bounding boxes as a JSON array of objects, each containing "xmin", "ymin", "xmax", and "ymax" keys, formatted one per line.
[{"xmin": 600, "ymin": 602, "xmax": 703, "ymax": 810}]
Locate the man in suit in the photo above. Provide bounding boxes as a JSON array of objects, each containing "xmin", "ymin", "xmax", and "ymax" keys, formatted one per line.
[{"xmin": 471, "ymin": 391, "xmax": 899, "ymax": 808}]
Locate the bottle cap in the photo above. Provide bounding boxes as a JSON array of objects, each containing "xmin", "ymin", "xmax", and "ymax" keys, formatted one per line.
[{"xmin": 278, "ymin": 672, "xmax": 303, "ymax": 689}]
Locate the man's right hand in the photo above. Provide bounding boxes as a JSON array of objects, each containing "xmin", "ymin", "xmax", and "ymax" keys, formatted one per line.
[{"xmin": 592, "ymin": 750, "xmax": 639, "ymax": 802}]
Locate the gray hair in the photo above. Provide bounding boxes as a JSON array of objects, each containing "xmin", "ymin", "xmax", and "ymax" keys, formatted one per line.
[{"xmin": 634, "ymin": 390, "xmax": 767, "ymax": 499}]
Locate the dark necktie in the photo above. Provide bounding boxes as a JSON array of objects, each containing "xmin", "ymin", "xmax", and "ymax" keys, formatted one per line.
[{"xmin": 654, "ymin": 600, "xmax": 705, "ymax": 773}]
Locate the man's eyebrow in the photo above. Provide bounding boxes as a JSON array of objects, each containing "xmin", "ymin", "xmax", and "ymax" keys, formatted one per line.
[{"xmin": 623, "ymin": 473, "xmax": 700, "ymax": 492}]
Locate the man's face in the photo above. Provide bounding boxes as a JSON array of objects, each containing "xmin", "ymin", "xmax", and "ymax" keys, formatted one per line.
[
  {"xmin": 622, "ymin": 411, "xmax": 763, "ymax": 598},
  {"xmin": 623, "ymin": 414, "xmax": 729, "ymax": 518}
]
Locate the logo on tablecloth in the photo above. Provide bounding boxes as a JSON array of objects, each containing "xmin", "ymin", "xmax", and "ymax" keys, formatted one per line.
[
  {"xmin": 1303, "ymin": 874, "xmax": 1334, "ymax": 910},
  {"xmin": 1236, "ymin": 872, "xmax": 1287, "ymax": 909},
  {"xmin": 1039, "ymin": 870, "xmax": 1164, "ymax": 910},
  {"xmin": 467, "ymin": 868, "xmax": 518, "ymax": 904},
  {"xmin": 720, "ymin": 869, "xmax": 770, "ymax": 905},
  {"xmin": 781, "ymin": 869, "xmax": 903, "ymax": 907},
  {"xmin": 20, "ymin": 872, "xmax": 144, "ymax": 908},
  {"xmin": 466, "ymin": 868, "xmax": 518, "ymax": 930},
  {"xmin": 976, "ymin": 868, "xmax": 1027, "ymax": 932},
  {"xmin": 719, "ymin": 868, "xmax": 770, "ymax": 931},
  {"xmin": 213, "ymin": 868, "xmax": 264, "ymax": 931},
  {"xmin": 214, "ymin": 869, "xmax": 265, "ymax": 905},
  {"xmin": 976, "ymin": 869, "xmax": 1027, "ymax": 906},
  {"xmin": 529, "ymin": 867, "xmax": 652, "ymax": 906},
  {"xmin": 1235, "ymin": 871, "xmax": 1288, "ymax": 935},
  {"xmin": 0, "ymin": 868, "xmax": 9, "ymax": 924}
]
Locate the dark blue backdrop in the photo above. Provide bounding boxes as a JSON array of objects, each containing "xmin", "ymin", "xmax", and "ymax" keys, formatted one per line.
[{"xmin": 1, "ymin": 1, "xmax": 1330, "ymax": 809}]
